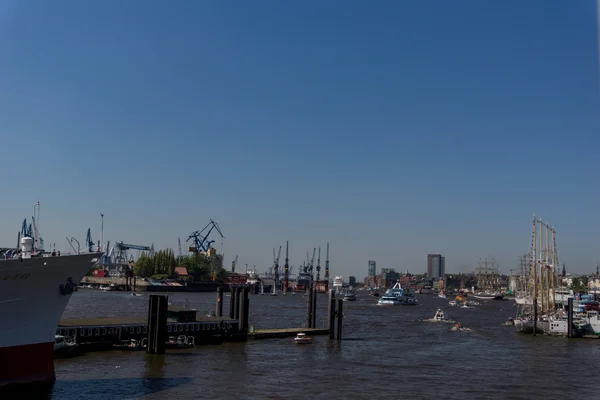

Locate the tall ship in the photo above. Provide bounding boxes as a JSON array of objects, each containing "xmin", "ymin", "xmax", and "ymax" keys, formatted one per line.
[{"xmin": 0, "ymin": 214, "xmax": 102, "ymax": 388}]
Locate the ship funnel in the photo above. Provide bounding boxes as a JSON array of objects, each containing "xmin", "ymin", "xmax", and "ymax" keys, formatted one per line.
[{"xmin": 21, "ymin": 236, "xmax": 33, "ymax": 259}]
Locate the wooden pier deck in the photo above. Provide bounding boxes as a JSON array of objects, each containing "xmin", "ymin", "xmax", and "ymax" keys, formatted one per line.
[{"xmin": 248, "ymin": 327, "xmax": 330, "ymax": 339}]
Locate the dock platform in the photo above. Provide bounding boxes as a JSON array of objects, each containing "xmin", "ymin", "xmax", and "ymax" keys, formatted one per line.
[{"xmin": 248, "ymin": 327, "xmax": 330, "ymax": 339}]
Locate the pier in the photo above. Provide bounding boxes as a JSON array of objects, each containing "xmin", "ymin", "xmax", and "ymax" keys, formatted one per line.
[{"xmin": 56, "ymin": 289, "xmax": 336, "ymax": 353}]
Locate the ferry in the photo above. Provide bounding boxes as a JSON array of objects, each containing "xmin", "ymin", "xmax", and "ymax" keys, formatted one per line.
[{"xmin": 377, "ymin": 281, "xmax": 418, "ymax": 306}]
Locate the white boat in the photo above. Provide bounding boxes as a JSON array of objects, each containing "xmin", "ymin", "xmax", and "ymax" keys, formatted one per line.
[
  {"xmin": 1, "ymin": 214, "xmax": 102, "ymax": 387},
  {"xmin": 514, "ymin": 317, "xmax": 548, "ymax": 334},
  {"xmin": 343, "ymin": 291, "xmax": 356, "ymax": 301},
  {"xmin": 54, "ymin": 335, "xmax": 78, "ymax": 358},
  {"xmin": 432, "ymin": 309, "xmax": 449, "ymax": 322},
  {"xmin": 438, "ymin": 292, "xmax": 447, "ymax": 299},
  {"xmin": 377, "ymin": 281, "xmax": 418, "ymax": 306},
  {"xmin": 293, "ymin": 332, "xmax": 312, "ymax": 344},
  {"xmin": 448, "ymin": 300, "xmax": 457, "ymax": 307}
]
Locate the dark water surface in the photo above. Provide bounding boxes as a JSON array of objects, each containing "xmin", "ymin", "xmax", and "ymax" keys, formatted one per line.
[{"xmin": 22, "ymin": 290, "xmax": 600, "ymax": 399}]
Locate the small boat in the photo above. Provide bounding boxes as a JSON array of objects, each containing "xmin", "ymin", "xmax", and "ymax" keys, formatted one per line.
[
  {"xmin": 448, "ymin": 300, "xmax": 457, "ymax": 307},
  {"xmin": 432, "ymin": 308, "xmax": 450, "ymax": 322},
  {"xmin": 343, "ymin": 291, "xmax": 357, "ymax": 301},
  {"xmin": 131, "ymin": 292, "xmax": 142, "ymax": 297},
  {"xmin": 165, "ymin": 335, "xmax": 195, "ymax": 349},
  {"xmin": 450, "ymin": 322, "xmax": 472, "ymax": 332},
  {"xmin": 54, "ymin": 335, "xmax": 78, "ymax": 358},
  {"xmin": 294, "ymin": 332, "xmax": 312, "ymax": 344},
  {"xmin": 114, "ymin": 338, "xmax": 147, "ymax": 351}
]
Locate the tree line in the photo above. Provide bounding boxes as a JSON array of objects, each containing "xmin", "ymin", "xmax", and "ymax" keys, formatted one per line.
[{"xmin": 133, "ymin": 249, "xmax": 228, "ymax": 282}]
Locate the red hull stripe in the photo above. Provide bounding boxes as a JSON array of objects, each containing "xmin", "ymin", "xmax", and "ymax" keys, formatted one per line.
[{"xmin": 0, "ymin": 342, "xmax": 55, "ymax": 387}]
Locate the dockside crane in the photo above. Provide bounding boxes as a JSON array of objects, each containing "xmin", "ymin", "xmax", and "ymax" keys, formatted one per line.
[
  {"xmin": 85, "ymin": 228, "xmax": 94, "ymax": 252},
  {"xmin": 231, "ymin": 255, "xmax": 238, "ymax": 272},
  {"xmin": 309, "ymin": 248, "xmax": 316, "ymax": 282},
  {"xmin": 283, "ymin": 241, "xmax": 290, "ymax": 292},
  {"xmin": 316, "ymin": 247, "xmax": 321, "ymax": 281},
  {"xmin": 178, "ymin": 237, "xmax": 183, "ymax": 259},
  {"xmin": 186, "ymin": 219, "xmax": 224, "ymax": 255},
  {"xmin": 273, "ymin": 246, "xmax": 282, "ymax": 287}
]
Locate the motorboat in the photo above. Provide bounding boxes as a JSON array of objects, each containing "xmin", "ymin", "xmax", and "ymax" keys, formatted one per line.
[
  {"xmin": 377, "ymin": 281, "xmax": 418, "ymax": 306},
  {"xmin": 165, "ymin": 335, "xmax": 195, "ymax": 349},
  {"xmin": 450, "ymin": 322, "xmax": 471, "ymax": 332},
  {"xmin": 432, "ymin": 309, "xmax": 448, "ymax": 322},
  {"xmin": 343, "ymin": 291, "xmax": 357, "ymax": 301},
  {"xmin": 113, "ymin": 338, "xmax": 147, "ymax": 351},
  {"xmin": 294, "ymin": 332, "xmax": 312, "ymax": 344},
  {"xmin": 54, "ymin": 335, "xmax": 78, "ymax": 358},
  {"xmin": 448, "ymin": 300, "xmax": 457, "ymax": 307}
]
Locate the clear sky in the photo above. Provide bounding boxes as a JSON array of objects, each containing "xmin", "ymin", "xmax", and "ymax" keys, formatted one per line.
[{"xmin": 0, "ymin": 0, "xmax": 598, "ymax": 278}]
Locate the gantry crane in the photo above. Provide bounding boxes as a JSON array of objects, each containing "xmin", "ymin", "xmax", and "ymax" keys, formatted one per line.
[
  {"xmin": 186, "ymin": 219, "xmax": 224, "ymax": 255},
  {"xmin": 273, "ymin": 246, "xmax": 282, "ymax": 287},
  {"xmin": 283, "ymin": 241, "xmax": 290, "ymax": 292}
]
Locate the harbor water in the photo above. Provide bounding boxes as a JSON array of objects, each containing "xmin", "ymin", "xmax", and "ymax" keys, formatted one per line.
[{"xmin": 22, "ymin": 290, "xmax": 600, "ymax": 399}]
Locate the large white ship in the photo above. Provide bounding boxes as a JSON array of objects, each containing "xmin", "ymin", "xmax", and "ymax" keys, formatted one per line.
[{"xmin": 0, "ymin": 237, "xmax": 102, "ymax": 387}]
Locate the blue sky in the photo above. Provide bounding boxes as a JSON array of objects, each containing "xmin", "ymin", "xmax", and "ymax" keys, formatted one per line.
[{"xmin": 0, "ymin": 0, "xmax": 598, "ymax": 278}]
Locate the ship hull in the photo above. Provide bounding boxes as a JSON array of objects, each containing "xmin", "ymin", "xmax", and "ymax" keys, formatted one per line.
[{"xmin": 0, "ymin": 252, "xmax": 102, "ymax": 388}]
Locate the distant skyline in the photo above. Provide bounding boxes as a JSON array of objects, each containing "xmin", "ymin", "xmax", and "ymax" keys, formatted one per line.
[{"xmin": 1, "ymin": 1, "xmax": 599, "ymax": 279}]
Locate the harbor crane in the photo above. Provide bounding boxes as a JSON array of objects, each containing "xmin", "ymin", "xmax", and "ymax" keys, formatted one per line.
[
  {"xmin": 283, "ymin": 241, "xmax": 290, "ymax": 292},
  {"xmin": 115, "ymin": 242, "xmax": 154, "ymax": 264},
  {"xmin": 316, "ymin": 247, "xmax": 321, "ymax": 281},
  {"xmin": 186, "ymin": 219, "xmax": 224, "ymax": 255},
  {"xmin": 273, "ymin": 246, "xmax": 282, "ymax": 287}
]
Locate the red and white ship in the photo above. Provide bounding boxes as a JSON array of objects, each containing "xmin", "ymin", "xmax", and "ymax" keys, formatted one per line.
[{"xmin": 0, "ymin": 235, "xmax": 102, "ymax": 388}]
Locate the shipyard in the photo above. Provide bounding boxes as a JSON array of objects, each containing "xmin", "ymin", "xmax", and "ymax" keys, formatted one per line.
[{"xmin": 1, "ymin": 1, "xmax": 599, "ymax": 399}]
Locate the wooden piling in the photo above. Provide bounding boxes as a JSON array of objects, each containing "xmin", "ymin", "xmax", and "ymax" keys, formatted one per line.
[
  {"xmin": 216, "ymin": 287, "xmax": 223, "ymax": 317},
  {"xmin": 240, "ymin": 288, "xmax": 250, "ymax": 333},
  {"xmin": 567, "ymin": 297, "xmax": 573, "ymax": 338},
  {"xmin": 229, "ymin": 286, "xmax": 236, "ymax": 319},
  {"xmin": 147, "ymin": 295, "xmax": 168, "ymax": 354},
  {"xmin": 306, "ymin": 286, "xmax": 313, "ymax": 328},
  {"xmin": 533, "ymin": 298, "xmax": 537, "ymax": 336},
  {"xmin": 234, "ymin": 286, "xmax": 241, "ymax": 320},
  {"xmin": 311, "ymin": 287, "xmax": 317, "ymax": 328},
  {"xmin": 336, "ymin": 298, "xmax": 343, "ymax": 340},
  {"xmin": 328, "ymin": 289, "xmax": 336, "ymax": 339}
]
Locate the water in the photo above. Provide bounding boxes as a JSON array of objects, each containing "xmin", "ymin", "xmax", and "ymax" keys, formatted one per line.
[{"xmin": 13, "ymin": 290, "xmax": 600, "ymax": 399}]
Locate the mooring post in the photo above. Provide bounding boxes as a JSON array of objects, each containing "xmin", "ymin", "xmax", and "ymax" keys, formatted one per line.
[
  {"xmin": 240, "ymin": 288, "xmax": 250, "ymax": 334},
  {"xmin": 306, "ymin": 286, "xmax": 313, "ymax": 328},
  {"xmin": 216, "ymin": 287, "xmax": 223, "ymax": 318},
  {"xmin": 229, "ymin": 286, "xmax": 236, "ymax": 319},
  {"xmin": 328, "ymin": 289, "xmax": 336, "ymax": 339},
  {"xmin": 336, "ymin": 298, "xmax": 343, "ymax": 340},
  {"xmin": 133, "ymin": 276, "xmax": 137, "ymax": 293},
  {"xmin": 234, "ymin": 286, "xmax": 242, "ymax": 320},
  {"xmin": 567, "ymin": 297, "xmax": 573, "ymax": 338},
  {"xmin": 147, "ymin": 294, "xmax": 168, "ymax": 354},
  {"xmin": 311, "ymin": 287, "xmax": 317, "ymax": 328},
  {"xmin": 533, "ymin": 298, "xmax": 538, "ymax": 336}
]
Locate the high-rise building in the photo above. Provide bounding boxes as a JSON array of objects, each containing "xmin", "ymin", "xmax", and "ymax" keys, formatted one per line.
[
  {"xmin": 368, "ymin": 260, "xmax": 376, "ymax": 277},
  {"xmin": 427, "ymin": 254, "xmax": 445, "ymax": 279}
]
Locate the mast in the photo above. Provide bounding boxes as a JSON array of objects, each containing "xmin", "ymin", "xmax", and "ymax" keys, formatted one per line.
[
  {"xmin": 532, "ymin": 214, "xmax": 537, "ymax": 310},
  {"xmin": 324, "ymin": 243, "xmax": 330, "ymax": 280}
]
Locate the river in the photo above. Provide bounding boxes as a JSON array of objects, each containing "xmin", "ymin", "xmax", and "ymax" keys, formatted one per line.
[{"xmin": 13, "ymin": 290, "xmax": 600, "ymax": 399}]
